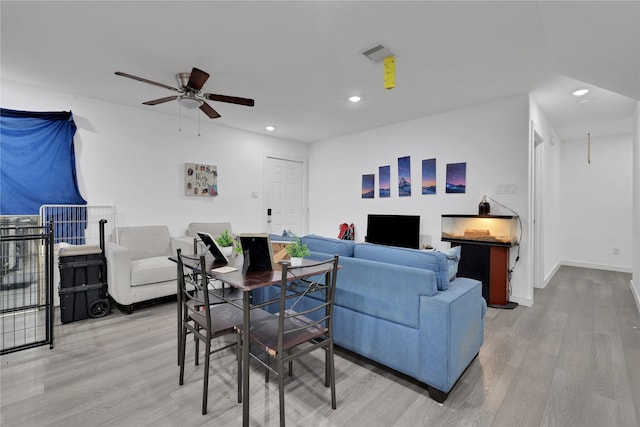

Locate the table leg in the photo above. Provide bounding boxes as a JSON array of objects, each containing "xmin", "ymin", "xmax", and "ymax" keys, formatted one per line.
[
  {"xmin": 177, "ymin": 262, "xmax": 182, "ymax": 365},
  {"xmin": 242, "ymin": 291, "xmax": 250, "ymax": 427}
]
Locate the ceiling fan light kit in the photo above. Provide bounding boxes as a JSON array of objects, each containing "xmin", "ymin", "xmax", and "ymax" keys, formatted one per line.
[
  {"xmin": 178, "ymin": 96, "xmax": 202, "ymax": 109},
  {"xmin": 114, "ymin": 67, "xmax": 254, "ymax": 119}
]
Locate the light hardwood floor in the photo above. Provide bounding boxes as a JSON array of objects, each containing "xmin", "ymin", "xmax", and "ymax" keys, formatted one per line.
[{"xmin": 1, "ymin": 266, "xmax": 639, "ymax": 426}]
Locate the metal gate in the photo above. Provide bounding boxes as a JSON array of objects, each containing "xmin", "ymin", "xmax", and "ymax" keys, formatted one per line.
[{"xmin": 0, "ymin": 217, "xmax": 54, "ymax": 354}]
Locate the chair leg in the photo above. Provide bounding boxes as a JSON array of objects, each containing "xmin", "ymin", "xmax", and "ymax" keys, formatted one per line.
[
  {"xmin": 179, "ymin": 325, "xmax": 187, "ymax": 386},
  {"xmin": 328, "ymin": 340, "xmax": 336, "ymax": 409},
  {"xmin": 195, "ymin": 326, "xmax": 200, "ymax": 366},
  {"xmin": 237, "ymin": 332, "xmax": 242, "ymax": 404},
  {"xmin": 265, "ymin": 355, "xmax": 270, "ymax": 383},
  {"xmin": 202, "ymin": 343, "xmax": 210, "ymax": 415},
  {"xmin": 288, "ymin": 348, "xmax": 293, "ymax": 377},
  {"xmin": 278, "ymin": 355, "xmax": 285, "ymax": 427},
  {"xmin": 324, "ymin": 344, "xmax": 329, "ymax": 387}
]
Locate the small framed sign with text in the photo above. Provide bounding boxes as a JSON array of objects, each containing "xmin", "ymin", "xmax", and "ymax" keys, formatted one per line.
[{"xmin": 185, "ymin": 163, "xmax": 218, "ymax": 197}]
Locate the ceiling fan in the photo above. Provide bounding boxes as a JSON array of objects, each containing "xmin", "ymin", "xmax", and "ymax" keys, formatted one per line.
[{"xmin": 114, "ymin": 67, "xmax": 255, "ymax": 119}]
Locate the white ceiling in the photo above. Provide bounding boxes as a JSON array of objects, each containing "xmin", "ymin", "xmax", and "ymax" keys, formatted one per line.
[{"xmin": 1, "ymin": 1, "xmax": 638, "ymax": 143}]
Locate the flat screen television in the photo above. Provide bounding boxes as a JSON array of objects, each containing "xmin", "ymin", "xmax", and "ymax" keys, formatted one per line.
[{"xmin": 366, "ymin": 214, "xmax": 420, "ymax": 249}]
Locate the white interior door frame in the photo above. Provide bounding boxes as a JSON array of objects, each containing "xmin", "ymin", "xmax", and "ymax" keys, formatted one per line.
[{"xmin": 533, "ymin": 127, "xmax": 545, "ymax": 289}]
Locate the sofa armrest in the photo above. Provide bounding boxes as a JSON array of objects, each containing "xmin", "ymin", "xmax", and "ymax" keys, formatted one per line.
[
  {"xmin": 419, "ymin": 277, "xmax": 485, "ymax": 393},
  {"xmin": 105, "ymin": 242, "xmax": 132, "ymax": 305}
]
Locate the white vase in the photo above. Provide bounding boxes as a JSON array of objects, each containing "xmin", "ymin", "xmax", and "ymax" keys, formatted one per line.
[
  {"xmin": 290, "ymin": 257, "xmax": 303, "ymax": 266},
  {"xmin": 221, "ymin": 246, "xmax": 234, "ymax": 257}
]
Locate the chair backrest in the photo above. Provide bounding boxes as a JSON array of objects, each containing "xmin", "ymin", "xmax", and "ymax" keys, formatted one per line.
[
  {"xmin": 275, "ymin": 256, "xmax": 340, "ymax": 353},
  {"xmin": 115, "ymin": 226, "xmax": 172, "ymax": 260},
  {"xmin": 187, "ymin": 222, "xmax": 232, "ymax": 239},
  {"xmin": 177, "ymin": 249, "xmax": 212, "ymax": 334}
]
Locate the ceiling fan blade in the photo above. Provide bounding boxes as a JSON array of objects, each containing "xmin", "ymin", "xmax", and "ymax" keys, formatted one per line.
[
  {"xmin": 203, "ymin": 93, "xmax": 255, "ymax": 107},
  {"xmin": 115, "ymin": 71, "xmax": 180, "ymax": 92},
  {"xmin": 142, "ymin": 96, "xmax": 179, "ymax": 105},
  {"xmin": 200, "ymin": 101, "xmax": 221, "ymax": 119},
  {"xmin": 187, "ymin": 67, "xmax": 210, "ymax": 91}
]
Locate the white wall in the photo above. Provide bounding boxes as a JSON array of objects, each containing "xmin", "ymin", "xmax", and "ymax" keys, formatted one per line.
[
  {"xmin": 308, "ymin": 95, "xmax": 534, "ymax": 306},
  {"xmin": 4, "ymin": 79, "xmax": 635, "ymax": 309},
  {"xmin": 1, "ymin": 80, "xmax": 309, "ymax": 236},
  {"xmin": 560, "ymin": 132, "xmax": 633, "ymax": 271},
  {"xmin": 632, "ymin": 102, "xmax": 640, "ymax": 311},
  {"xmin": 529, "ymin": 96, "xmax": 563, "ymax": 287}
]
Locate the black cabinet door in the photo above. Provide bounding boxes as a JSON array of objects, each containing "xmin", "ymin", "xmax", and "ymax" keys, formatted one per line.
[{"xmin": 456, "ymin": 244, "xmax": 490, "ymax": 303}]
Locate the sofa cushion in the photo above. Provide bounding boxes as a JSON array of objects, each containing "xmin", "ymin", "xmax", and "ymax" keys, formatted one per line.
[
  {"xmin": 354, "ymin": 243, "xmax": 450, "ymax": 291},
  {"xmin": 301, "ymin": 235, "xmax": 355, "ymax": 257},
  {"xmin": 117, "ymin": 226, "xmax": 172, "ymax": 260},
  {"xmin": 130, "ymin": 256, "xmax": 176, "ymax": 287}
]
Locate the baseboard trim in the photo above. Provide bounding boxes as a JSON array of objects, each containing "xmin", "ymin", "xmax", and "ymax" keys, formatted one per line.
[
  {"xmin": 510, "ymin": 295, "xmax": 533, "ymax": 307},
  {"xmin": 560, "ymin": 260, "xmax": 632, "ymax": 274},
  {"xmin": 536, "ymin": 262, "xmax": 561, "ymax": 289},
  {"xmin": 631, "ymin": 279, "xmax": 640, "ymax": 314}
]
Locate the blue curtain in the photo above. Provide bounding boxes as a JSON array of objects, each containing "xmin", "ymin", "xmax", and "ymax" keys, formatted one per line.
[{"xmin": 0, "ymin": 108, "xmax": 86, "ymax": 215}]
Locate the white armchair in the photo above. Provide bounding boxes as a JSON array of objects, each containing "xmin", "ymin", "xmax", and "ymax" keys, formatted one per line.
[
  {"xmin": 180, "ymin": 222, "xmax": 234, "ymax": 254},
  {"xmin": 105, "ymin": 225, "xmax": 191, "ymax": 313}
]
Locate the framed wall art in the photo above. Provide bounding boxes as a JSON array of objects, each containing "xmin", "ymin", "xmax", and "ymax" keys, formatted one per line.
[
  {"xmin": 379, "ymin": 165, "xmax": 390, "ymax": 198},
  {"xmin": 422, "ymin": 158, "xmax": 436, "ymax": 194},
  {"xmin": 185, "ymin": 163, "xmax": 218, "ymax": 197},
  {"xmin": 362, "ymin": 174, "xmax": 375, "ymax": 199},
  {"xmin": 445, "ymin": 162, "xmax": 466, "ymax": 193},
  {"xmin": 398, "ymin": 156, "xmax": 411, "ymax": 196}
]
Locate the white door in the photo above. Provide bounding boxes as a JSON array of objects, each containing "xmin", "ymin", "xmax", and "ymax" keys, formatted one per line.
[{"xmin": 264, "ymin": 156, "xmax": 305, "ymax": 236}]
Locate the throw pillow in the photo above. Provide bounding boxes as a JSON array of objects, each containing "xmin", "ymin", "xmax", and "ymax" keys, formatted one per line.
[{"xmin": 441, "ymin": 246, "xmax": 461, "ymax": 281}]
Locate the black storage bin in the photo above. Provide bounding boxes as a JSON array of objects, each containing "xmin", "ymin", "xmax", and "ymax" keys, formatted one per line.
[{"xmin": 59, "ymin": 245, "xmax": 109, "ymax": 323}]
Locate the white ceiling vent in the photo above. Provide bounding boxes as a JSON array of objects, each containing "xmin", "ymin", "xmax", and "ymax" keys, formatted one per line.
[{"xmin": 362, "ymin": 44, "xmax": 394, "ymax": 63}]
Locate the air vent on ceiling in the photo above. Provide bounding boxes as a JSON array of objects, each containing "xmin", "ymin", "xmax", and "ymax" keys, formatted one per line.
[{"xmin": 362, "ymin": 44, "xmax": 394, "ymax": 63}]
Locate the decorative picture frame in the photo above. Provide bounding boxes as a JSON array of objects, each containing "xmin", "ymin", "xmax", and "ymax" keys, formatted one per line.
[
  {"xmin": 446, "ymin": 162, "xmax": 466, "ymax": 193},
  {"xmin": 398, "ymin": 156, "xmax": 411, "ymax": 196},
  {"xmin": 362, "ymin": 174, "xmax": 375, "ymax": 199},
  {"xmin": 379, "ymin": 165, "xmax": 390, "ymax": 197},
  {"xmin": 422, "ymin": 158, "xmax": 436, "ymax": 195},
  {"xmin": 185, "ymin": 162, "xmax": 218, "ymax": 197}
]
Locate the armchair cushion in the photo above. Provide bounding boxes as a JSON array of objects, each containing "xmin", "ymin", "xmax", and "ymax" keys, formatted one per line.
[
  {"xmin": 130, "ymin": 256, "xmax": 177, "ymax": 287},
  {"xmin": 117, "ymin": 226, "xmax": 172, "ymax": 260}
]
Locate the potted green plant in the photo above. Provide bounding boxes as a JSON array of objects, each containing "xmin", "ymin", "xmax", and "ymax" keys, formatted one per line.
[
  {"xmin": 285, "ymin": 238, "xmax": 310, "ymax": 266},
  {"xmin": 215, "ymin": 230, "xmax": 234, "ymax": 257}
]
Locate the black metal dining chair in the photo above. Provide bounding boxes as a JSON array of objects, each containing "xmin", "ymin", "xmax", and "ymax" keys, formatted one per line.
[
  {"xmin": 235, "ymin": 255, "xmax": 339, "ymax": 426},
  {"xmin": 176, "ymin": 249, "xmax": 244, "ymax": 415}
]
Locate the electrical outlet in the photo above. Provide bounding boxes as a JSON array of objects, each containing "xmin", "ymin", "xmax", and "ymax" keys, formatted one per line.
[
  {"xmin": 613, "ymin": 247, "xmax": 620, "ymax": 255},
  {"xmin": 496, "ymin": 184, "xmax": 517, "ymax": 194}
]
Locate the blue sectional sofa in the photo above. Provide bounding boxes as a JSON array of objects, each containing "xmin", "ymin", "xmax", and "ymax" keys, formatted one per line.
[{"xmin": 257, "ymin": 235, "xmax": 486, "ymax": 402}]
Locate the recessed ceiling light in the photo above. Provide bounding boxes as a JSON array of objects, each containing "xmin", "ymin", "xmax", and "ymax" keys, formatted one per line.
[
  {"xmin": 265, "ymin": 125, "xmax": 275, "ymax": 132},
  {"xmin": 572, "ymin": 89, "xmax": 589, "ymax": 97},
  {"xmin": 348, "ymin": 96, "xmax": 361, "ymax": 103}
]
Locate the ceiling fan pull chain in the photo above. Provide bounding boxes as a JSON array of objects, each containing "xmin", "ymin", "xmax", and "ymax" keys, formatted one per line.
[
  {"xmin": 178, "ymin": 102, "xmax": 182, "ymax": 132},
  {"xmin": 198, "ymin": 111, "xmax": 201, "ymax": 137}
]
